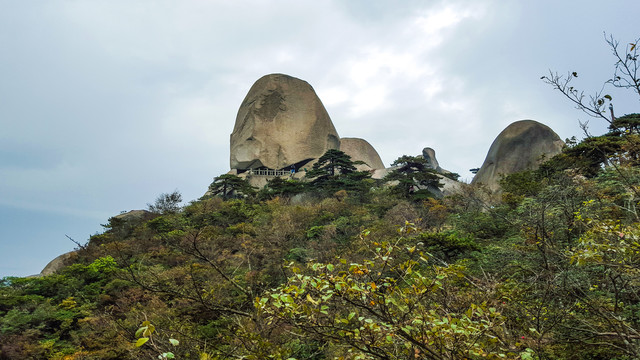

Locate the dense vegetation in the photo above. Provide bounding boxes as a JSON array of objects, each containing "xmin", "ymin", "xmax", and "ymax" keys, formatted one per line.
[{"xmin": 1, "ymin": 35, "xmax": 639, "ymax": 360}]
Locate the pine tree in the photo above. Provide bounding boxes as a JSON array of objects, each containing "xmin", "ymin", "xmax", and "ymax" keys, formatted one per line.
[
  {"xmin": 384, "ymin": 155, "xmax": 442, "ymax": 201},
  {"xmin": 208, "ymin": 174, "xmax": 257, "ymax": 200},
  {"xmin": 259, "ymin": 177, "xmax": 306, "ymax": 200},
  {"xmin": 305, "ymin": 149, "xmax": 372, "ymax": 197}
]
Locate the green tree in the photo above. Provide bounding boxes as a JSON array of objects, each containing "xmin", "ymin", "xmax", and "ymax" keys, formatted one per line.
[
  {"xmin": 306, "ymin": 149, "xmax": 358, "ymax": 181},
  {"xmin": 305, "ymin": 149, "xmax": 372, "ymax": 196},
  {"xmin": 258, "ymin": 177, "xmax": 306, "ymax": 200},
  {"xmin": 384, "ymin": 155, "xmax": 442, "ymax": 201},
  {"xmin": 611, "ymin": 113, "xmax": 640, "ymax": 134},
  {"xmin": 147, "ymin": 190, "xmax": 183, "ymax": 214},
  {"xmin": 207, "ymin": 174, "xmax": 257, "ymax": 200},
  {"xmin": 258, "ymin": 227, "xmax": 516, "ymax": 359}
]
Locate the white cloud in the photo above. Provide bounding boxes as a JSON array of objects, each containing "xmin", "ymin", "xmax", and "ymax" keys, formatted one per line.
[
  {"xmin": 415, "ymin": 6, "xmax": 472, "ymax": 35},
  {"xmin": 348, "ymin": 85, "xmax": 390, "ymax": 117}
]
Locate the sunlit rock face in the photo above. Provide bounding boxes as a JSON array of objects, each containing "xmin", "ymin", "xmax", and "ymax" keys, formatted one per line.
[
  {"xmin": 230, "ymin": 74, "xmax": 340, "ymax": 171},
  {"xmin": 472, "ymin": 120, "xmax": 564, "ymax": 192},
  {"xmin": 340, "ymin": 137, "xmax": 385, "ymax": 172}
]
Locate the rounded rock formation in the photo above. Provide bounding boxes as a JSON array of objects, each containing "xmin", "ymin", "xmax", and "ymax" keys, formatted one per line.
[
  {"xmin": 340, "ymin": 137, "xmax": 385, "ymax": 172},
  {"xmin": 230, "ymin": 74, "xmax": 340, "ymax": 171},
  {"xmin": 40, "ymin": 250, "xmax": 77, "ymax": 276},
  {"xmin": 472, "ymin": 120, "xmax": 564, "ymax": 191}
]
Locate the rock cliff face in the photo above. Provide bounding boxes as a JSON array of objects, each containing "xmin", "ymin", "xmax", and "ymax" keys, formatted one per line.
[
  {"xmin": 472, "ymin": 120, "xmax": 564, "ymax": 191},
  {"xmin": 340, "ymin": 137, "xmax": 385, "ymax": 172},
  {"xmin": 230, "ymin": 74, "xmax": 340, "ymax": 171}
]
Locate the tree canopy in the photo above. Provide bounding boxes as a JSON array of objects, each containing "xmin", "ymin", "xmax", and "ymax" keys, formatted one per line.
[
  {"xmin": 384, "ymin": 155, "xmax": 443, "ymax": 201},
  {"xmin": 207, "ymin": 174, "xmax": 257, "ymax": 200}
]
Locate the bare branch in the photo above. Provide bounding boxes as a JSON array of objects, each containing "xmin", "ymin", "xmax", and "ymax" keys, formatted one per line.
[
  {"xmin": 605, "ymin": 33, "xmax": 640, "ymax": 98},
  {"xmin": 541, "ymin": 70, "xmax": 612, "ymax": 124},
  {"xmin": 65, "ymin": 234, "xmax": 87, "ymax": 251}
]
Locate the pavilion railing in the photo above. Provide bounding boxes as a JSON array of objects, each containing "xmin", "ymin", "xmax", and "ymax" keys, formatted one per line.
[{"xmin": 246, "ymin": 169, "xmax": 291, "ymax": 177}]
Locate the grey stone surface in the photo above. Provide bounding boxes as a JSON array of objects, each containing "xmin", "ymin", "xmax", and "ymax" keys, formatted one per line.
[
  {"xmin": 340, "ymin": 137, "xmax": 385, "ymax": 171},
  {"xmin": 40, "ymin": 251, "xmax": 77, "ymax": 276},
  {"xmin": 230, "ymin": 74, "xmax": 340, "ymax": 171},
  {"xmin": 113, "ymin": 209, "xmax": 152, "ymax": 222},
  {"xmin": 422, "ymin": 147, "xmax": 454, "ymax": 175},
  {"xmin": 472, "ymin": 120, "xmax": 564, "ymax": 192},
  {"xmin": 422, "ymin": 147, "xmax": 441, "ymax": 171}
]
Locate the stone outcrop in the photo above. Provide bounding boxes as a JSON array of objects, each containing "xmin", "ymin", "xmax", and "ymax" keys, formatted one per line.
[
  {"xmin": 416, "ymin": 147, "xmax": 459, "ymax": 195},
  {"xmin": 230, "ymin": 74, "xmax": 340, "ymax": 171},
  {"xmin": 40, "ymin": 251, "xmax": 77, "ymax": 276},
  {"xmin": 422, "ymin": 147, "xmax": 455, "ymax": 175},
  {"xmin": 340, "ymin": 137, "xmax": 385, "ymax": 172},
  {"xmin": 472, "ymin": 120, "xmax": 564, "ymax": 192},
  {"xmin": 113, "ymin": 209, "xmax": 153, "ymax": 223}
]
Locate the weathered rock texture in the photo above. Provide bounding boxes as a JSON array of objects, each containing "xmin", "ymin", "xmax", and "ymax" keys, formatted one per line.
[
  {"xmin": 472, "ymin": 120, "xmax": 564, "ymax": 191},
  {"xmin": 340, "ymin": 137, "xmax": 385, "ymax": 172},
  {"xmin": 40, "ymin": 251, "xmax": 77, "ymax": 276},
  {"xmin": 230, "ymin": 74, "xmax": 340, "ymax": 171},
  {"xmin": 422, "ymin": 147, "xmax": 441, "ymax": 170}
]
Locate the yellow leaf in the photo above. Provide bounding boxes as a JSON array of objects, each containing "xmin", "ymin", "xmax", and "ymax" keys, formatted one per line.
[
  {"xmin": 135, "ymin": 337, "xmax": 149, "ymax": 347},
  {"xmin": 306, "ymin": 293, "xmax": 318, "ymax": 305}
]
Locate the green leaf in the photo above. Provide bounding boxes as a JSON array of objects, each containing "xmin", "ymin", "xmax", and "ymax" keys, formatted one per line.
[
  {"xmin": 135, "ymin": 326, "xmax": 147, "ymax": 338},
  {"xmin": 135, "ymin": 337, "xmax": 149, "ymax": 347},
  {"xmin": 326, "ymin": 264, "xmax": 334, "ymax": 272},
  {"xmin": 164, "ymin": 353, "xmax": 175, "ymax": 359},
  {"xmin": 169, "ymin": 338, "xmax": 179, "ymax": 346}
]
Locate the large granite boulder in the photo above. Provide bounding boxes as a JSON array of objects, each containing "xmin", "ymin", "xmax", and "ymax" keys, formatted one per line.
[
  {"xmin": 40, "ymin": 250, "xmax": 77, "ymax": 276},
  {"xmin": 340, "ymin": 137, "xmax": 385, "ymax": 172},
  {"xmin": 472, "ymin": 120, "xmax": 564, "ymax": 191},
  {"xmin": 230, "ymin": 74, "xmax": 340, "ymax": 171}
]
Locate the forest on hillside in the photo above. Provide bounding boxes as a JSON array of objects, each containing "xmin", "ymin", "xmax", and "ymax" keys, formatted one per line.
[{"xmin": 1, "ymin": 36, "xmax": 639, "ymax": 360}]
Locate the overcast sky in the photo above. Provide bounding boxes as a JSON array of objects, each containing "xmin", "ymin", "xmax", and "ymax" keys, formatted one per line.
[{"xmin": 1, "ymin": 0, "xmax": 638, "ymax": 277}]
